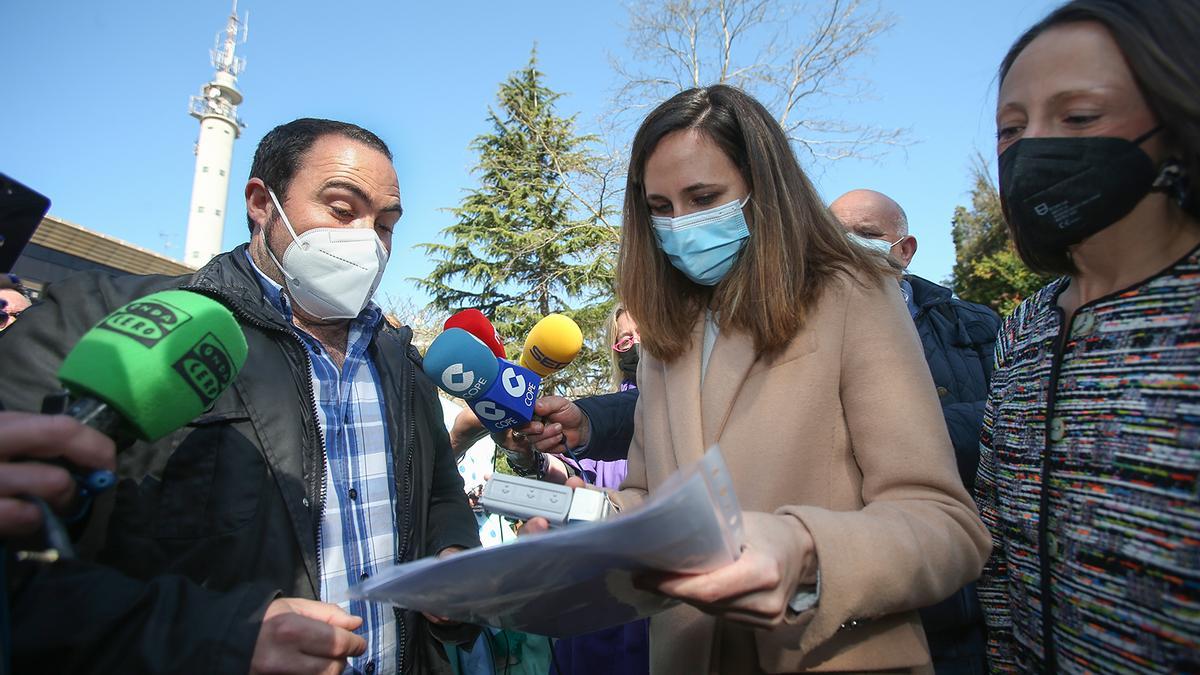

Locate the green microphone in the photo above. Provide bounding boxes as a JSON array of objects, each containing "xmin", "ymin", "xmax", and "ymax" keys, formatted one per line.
[{"xmin": 54, "ymin": 289, "xmax": 249, "ymax": 449}]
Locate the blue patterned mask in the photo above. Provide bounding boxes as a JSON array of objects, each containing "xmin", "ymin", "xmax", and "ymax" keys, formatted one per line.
[{"xmin": 651, "ymin": 195, "xmax": 751, "ymax": 286}]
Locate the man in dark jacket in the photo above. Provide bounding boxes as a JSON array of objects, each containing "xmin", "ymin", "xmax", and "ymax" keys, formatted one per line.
[
  {"xmin": 830, "ymin": 189, "xmax": 1000, "ymax": 495},
  {"xmin": 833, "ymin": 189, "xmax": 999, "ymax": 674},
  {"xmin": 0, "ymin": 119, "xmax": 479, "ymax": 674}
]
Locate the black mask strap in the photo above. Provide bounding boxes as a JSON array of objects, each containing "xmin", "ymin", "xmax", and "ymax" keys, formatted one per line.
[{"xmin": 1133, "ymin": 125, "xmax": 1164, "ymax": 146}]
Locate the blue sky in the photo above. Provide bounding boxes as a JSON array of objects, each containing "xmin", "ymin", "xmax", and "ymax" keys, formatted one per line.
[{"xmin": 1, "ymin": 0, "xmax": 1058, "ymax": 307}]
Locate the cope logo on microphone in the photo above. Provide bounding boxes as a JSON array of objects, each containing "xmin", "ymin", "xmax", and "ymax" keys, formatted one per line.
[
  {"xmin": 474, "ymin": 400, "xmax": 506, "ymax": 422},
  {"xmin": 528, "ymin": 345, "xmax": 569, "ymax": 371},
  {"xmin": 441, "ymin": 363, "xmax": 475, "ymax": 393},
  {"xmin": 501, "ymin": 368, "xmax": 526, "ymax": 397},
  {"xmin": 442, "ymin": 363, "xmax": 487, "ymax": 400},
  {"xmin": 501, "ymin": 367, "xmax": 537, "ymax": 406},
  {"xmin": 173, "ymin": 332, "xmax": 236, "ymax": 405},
  {"xmin": 100, "ymin": 299, "xmax": 194, "ymax": 348}
]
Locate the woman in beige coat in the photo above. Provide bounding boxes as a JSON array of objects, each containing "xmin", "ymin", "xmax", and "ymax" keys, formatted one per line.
[{"xmin": 604, "ymin": 85, "xmax": 992, "ymax": 673}]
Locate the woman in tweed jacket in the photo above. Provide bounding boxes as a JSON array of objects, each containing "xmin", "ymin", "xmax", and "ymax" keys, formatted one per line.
[{"xmin": 977, "ymin": 0, "xmax": 1200, "ymax": 671}]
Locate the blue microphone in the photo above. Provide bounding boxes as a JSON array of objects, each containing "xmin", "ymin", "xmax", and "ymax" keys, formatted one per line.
[
  {"xmin": 422, "ymin": 328, "xmax": 542, "ymax": 433},
  {"xmin": 468, "ymin": 359, "xmax": 541, "ymax": 433},
  {"xmin": 423, "ymin": 328, "xmax": 500, "ymax": 403}
]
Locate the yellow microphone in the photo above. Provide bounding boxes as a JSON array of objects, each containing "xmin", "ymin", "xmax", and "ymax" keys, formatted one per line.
[{"xmin": 519, "ymin": 314, "xmax": 584, "ymax": 377}]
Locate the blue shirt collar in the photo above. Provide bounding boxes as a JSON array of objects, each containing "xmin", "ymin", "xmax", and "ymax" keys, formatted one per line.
[{"xmin": 243, "ymin": 249, "xmax": 291, "ymax": 320}]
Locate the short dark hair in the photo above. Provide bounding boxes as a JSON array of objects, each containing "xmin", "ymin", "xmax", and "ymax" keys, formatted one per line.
[
  {"xmin": 1000, "ymin": 0, "xmax": 1200, "ymax": 274},
  {"xmin": 246, "ymin": 118, "xmax": 392, "ymax": 232}
]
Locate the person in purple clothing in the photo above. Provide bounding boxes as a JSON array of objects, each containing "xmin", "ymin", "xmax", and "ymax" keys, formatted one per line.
[
  {"xmin": 566, "ymin": 306, "xmax": 639, "ymax": 486},
  {"xmin": 500, "ymin": 305, "xmax": 641, "ymax": 488}
]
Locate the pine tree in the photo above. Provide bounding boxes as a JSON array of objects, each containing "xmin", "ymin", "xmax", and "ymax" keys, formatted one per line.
[
  {"xmin": 416, "ymin": 50, "xmax": 618, "ymax": 395},
  {"xmin": 950, "ymin": 156, "xmax": 1054, "ymax": 316}
]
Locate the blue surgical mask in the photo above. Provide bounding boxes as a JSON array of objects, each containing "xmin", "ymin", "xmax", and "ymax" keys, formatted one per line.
[{"xmin": 651, "ymin": 195, "xmax": 751, "ymax": 285}]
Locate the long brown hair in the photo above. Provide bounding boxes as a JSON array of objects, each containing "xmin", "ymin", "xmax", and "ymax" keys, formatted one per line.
[
  {"xmin": 999, "ymin": 0, "xmax": 1200, "ymax": 274},
  {"xmin": 619, "ymin": 85, "xmax": 894, "ymax": 362}
]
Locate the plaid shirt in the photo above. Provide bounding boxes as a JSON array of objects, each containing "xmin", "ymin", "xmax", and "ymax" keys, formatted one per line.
[{"xmin": 246, "ymin": 253, "xmax": 398, "ymax": 675}]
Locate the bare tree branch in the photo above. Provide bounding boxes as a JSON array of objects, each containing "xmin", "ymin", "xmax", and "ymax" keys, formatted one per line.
[{"xmin": 610, "ymin": 0, "xmax": 912, "ymax": 165}]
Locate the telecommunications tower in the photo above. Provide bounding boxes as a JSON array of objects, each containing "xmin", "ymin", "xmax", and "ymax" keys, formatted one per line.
[{"xmin": 183, "ymin": 1, "xmax": 248, "ymax": 267}]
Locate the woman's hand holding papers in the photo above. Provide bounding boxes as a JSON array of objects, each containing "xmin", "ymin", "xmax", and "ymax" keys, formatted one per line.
[{"xmin": 637, "ymin": 512, "xmax": 818, "ymax": 629}]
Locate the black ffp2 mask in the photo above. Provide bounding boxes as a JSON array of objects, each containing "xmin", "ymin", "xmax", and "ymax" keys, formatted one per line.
[
  {"xmin": 999, "ymin": 128, "xmax": 1163, "ymax": 261},
  {"xmin": 618, "ymin": 344, "xmax": 639, "ymax": 383}
]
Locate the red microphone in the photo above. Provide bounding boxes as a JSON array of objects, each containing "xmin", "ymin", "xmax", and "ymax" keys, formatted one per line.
[{"xmin": 445, "ymin": 309, "xmax": 506, "ymax": 359}]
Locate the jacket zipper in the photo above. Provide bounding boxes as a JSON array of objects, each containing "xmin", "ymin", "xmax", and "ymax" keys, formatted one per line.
[
  {"xmin": 306, "ymin": 352, "xmax": 328, "ymax": 601},
  {"xmin": 396, "ymin": 359, "xmax": 417, "ymax": 674},
  {"xmin": 182, "ymin": 284, "xmax": 328, "ymax": 596},
  {"xmin": 1039, "ymin": 303, "xmax": 1070, "ymax": 674}
]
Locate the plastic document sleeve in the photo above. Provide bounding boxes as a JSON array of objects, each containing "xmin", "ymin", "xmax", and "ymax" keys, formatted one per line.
[{"xmin": 350, "ymin": 445, "xmax": 744, "ymax": 637}]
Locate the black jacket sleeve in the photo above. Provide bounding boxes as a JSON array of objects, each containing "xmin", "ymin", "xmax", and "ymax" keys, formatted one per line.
[
  {"xmin": 10, "ymin": 559, "xmax": 275, "ymax": 674},
  {"xmin": 0, "ymin": 273, "xmax": 160, "ymax": 412},
  {"xmin": 942, "ymin": 400, "xmax": 987, "ymax": 493},
  {"xmin": 0, "ymin": 272, "xmax": 281, "ymax": 674},
  {"xmin": 574, "ymin": 389, "xmax": 639, "ymax": 462},
  {"xmin": 940, "ymin": 302, "xmax": 1002, "ymax": 493}
]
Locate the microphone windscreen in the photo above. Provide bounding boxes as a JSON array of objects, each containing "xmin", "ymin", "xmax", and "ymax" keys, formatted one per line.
[
  {"xmin": 423, "ymin": 328, "xmax": 501, "ymax": 402},
  {"xmin": 57, "ymin": 290, "xmax": 249, "ymax": 441},
  {"xmin": 519, "ymin": 314, "xmax": 584, "ymax": 377},
  {"xmin": 445, "ymin": 309, "xmax": 506, "ymax": 359},
  {"xmin": 469, "ymin": 359, "xmax": 541, "ymax": 433}
]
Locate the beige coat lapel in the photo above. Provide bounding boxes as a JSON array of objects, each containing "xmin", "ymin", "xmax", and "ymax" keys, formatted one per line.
[
  {"xmin": 662, "ymin": 316, "xmax": 706, "ymax": 470},
  {"xmin": 700, "ymin": 324, "xmax": 757, "ymax": 449}
]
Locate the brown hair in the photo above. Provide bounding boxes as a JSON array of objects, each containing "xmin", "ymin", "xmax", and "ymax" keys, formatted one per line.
[
  {"xmin": 618, "ymin": 85, "xmax": 895, "ymax": 362},
  {"xmin": 1000, "ymin": 0, "xmax": 1200, "ymax": 274}
]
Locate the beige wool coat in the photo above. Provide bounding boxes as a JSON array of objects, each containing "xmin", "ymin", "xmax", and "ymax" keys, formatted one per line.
[{"xmin": 612, "ymin": 271, "xmax": 992, "ymax": 673}]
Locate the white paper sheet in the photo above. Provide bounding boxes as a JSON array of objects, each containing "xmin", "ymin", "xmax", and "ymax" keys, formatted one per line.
[{"xmin": 350, "ymin": 445, "xmax": 744, "ymax": 637}]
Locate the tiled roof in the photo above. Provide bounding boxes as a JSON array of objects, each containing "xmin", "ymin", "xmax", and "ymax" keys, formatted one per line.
[{"xmin": 31, "ymin": 215, "xmax": 196, "ymax": 276}]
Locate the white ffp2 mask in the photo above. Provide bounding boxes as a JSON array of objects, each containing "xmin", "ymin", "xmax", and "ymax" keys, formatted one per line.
[{"xmin": 264, "ymin": 188, "xmax": 389, "ymax": 320}]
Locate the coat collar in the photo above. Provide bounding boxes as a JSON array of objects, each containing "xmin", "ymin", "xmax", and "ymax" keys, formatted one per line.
[
  {"xmin": 905, "ymin": 274, "xmax": 953, "ymax": 312},
  {"xmin": 662, "ymin": 312, "xmax": 759, "ymax": 468},
  {"xmin": 183, "ymin": 244, "xmax": 294, "ymax": 332},
  {"xmin": 700, "ymin": 316, "xmax": 757, "ymax": 448},
  {"xmin": 662, "ymin": 315, "xmax": 705, "ymax": 468}
]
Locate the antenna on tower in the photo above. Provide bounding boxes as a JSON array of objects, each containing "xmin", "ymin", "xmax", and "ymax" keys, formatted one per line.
[{"xmin": 209, "ymin": 0, "xmax": 246, "ymax": 77}]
